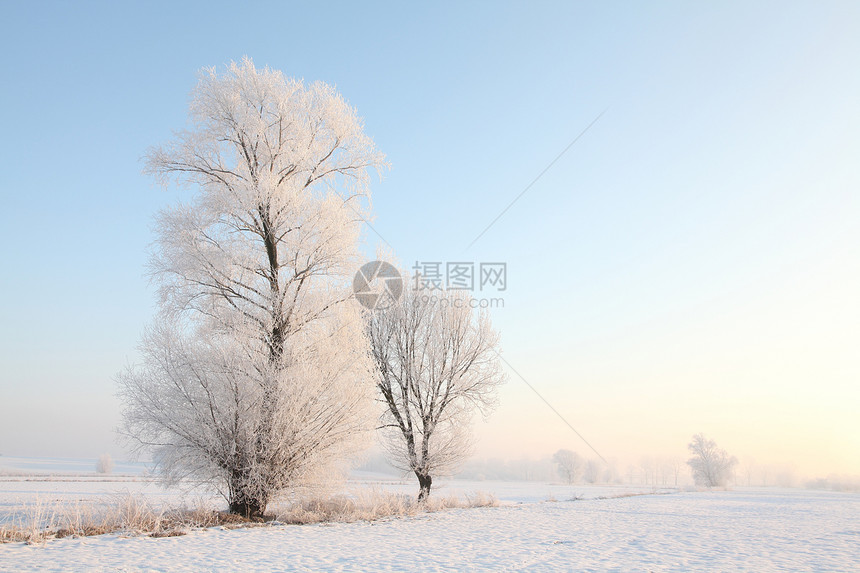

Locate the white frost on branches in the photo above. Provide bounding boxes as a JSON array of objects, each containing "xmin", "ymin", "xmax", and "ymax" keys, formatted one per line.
[
  {"xmin": 119, "ymin": 58, "xmax": 387, "ymax": 517},
  {"xmin": 687, "ymin": 433, "xmax": 738, "ymax": 488},
  {"xmin": 368, "ymin": 281, "xmax": 506, "ymax": 501},
  {"xmin": 553, "ymin": 449, "xmax": 584, "ymax": 485}
]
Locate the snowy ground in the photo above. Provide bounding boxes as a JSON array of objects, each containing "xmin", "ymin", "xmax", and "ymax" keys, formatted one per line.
[{"xmin": 1, "ymin": 457, "xmax": 858, "ymax": 572}]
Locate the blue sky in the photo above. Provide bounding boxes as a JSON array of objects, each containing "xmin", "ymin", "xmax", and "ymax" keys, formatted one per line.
[{"xmin": 1, "ymin": 1, "xmax": 858, "ymax": 476}]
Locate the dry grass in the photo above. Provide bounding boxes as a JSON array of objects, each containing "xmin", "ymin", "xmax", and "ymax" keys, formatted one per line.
[
  {"xmin": 0, "ymin": 489, "xmax": 498, "ymax": 544},
  {"xmin": 0, "ymin": 494, "xmax": 221, "ymax": 544},
  {"xmin": 274, "ymin": 489, "xmax": 498, "ymax": 525}
]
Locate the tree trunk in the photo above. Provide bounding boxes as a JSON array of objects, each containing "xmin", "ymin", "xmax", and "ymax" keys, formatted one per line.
[
  {"xmin": 416, "ymin": 473, "xmax": 432, "ymax": 503},
  {"xmin": 229, "ymin": 498, "xmax": 266, "ymax": 519},
  {"xmin": 228, "ymin": 470, "xmax": 267, "ymax": 519}
]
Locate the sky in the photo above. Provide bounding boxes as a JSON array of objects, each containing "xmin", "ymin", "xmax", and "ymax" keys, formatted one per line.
[{"xmin": 1, "ymin": 1, "xmax": 858, "ymax": 478}]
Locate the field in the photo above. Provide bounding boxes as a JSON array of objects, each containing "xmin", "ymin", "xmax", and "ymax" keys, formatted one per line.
[{"xmin": 1, "ymin": 457, "xmax": 858, "ymax": 572}]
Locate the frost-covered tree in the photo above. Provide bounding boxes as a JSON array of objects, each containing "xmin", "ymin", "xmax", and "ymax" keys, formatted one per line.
[
  {"xmin": 368, "ymin": 281, "xmax": 505, "ymax": 502},
  {"xmin": 118, "ymin": 58, "xmax": 387, "ymax": 518},
  {"xmin": 96, "ymin": 454, "xmax": 114, "ymax": 474},
  {"xmin": 553, "ymin": 449, "xmax": 584, "ymax": 484},
  {"xmin": 583, "ymin": 458, "xmax": 602, "ymax": 484},
  {"xmin": 687, "ymin": 433, "xmax": 737, "ymax": 488}
]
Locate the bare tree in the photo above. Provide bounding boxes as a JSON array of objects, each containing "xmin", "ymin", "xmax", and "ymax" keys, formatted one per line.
[
  {"xmin": 119, "ymin": 58, "xmax": 386, "ymax": 518},
  {"xmin": 368, "ymin": 282, "xmax": 505, "ymax": 502},
  {"xmin": 602, "ymin": 459, "xmax": 620, "ymax": 484},
  {"xmin": 687, "ymin": 433, "xmax": 738, "ymax": 488},
  {"xmin": 96, "ymin": 454, "xmax": 114, "ymax": 474},
  {"xmin": 670, "ymin": 457, "xmax": 683, "ymax": 487},
  {"xmin": 742, "ymin": 459, "xmax": 756, "ymax": 486},
  {"xmin": 639, "ymin": 456, "xmax": 655, "ymax": 486},
  {"xmin": 553, "ymin": 449, "xmax": 584, "ymax": 484},
  {"xmin": 583, "ymin": 458, "xmax": 602, "ymax": 484}
]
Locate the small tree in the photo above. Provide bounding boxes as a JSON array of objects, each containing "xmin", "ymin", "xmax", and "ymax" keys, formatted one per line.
[
  {"xmin": 583, "ymin": 458, "xmax": 602, "ymax": 484},
  {"xmin": 553, "ymin": 449, "xmax": 584, "ymax": 484},
  {"xmin": 368, "ymin": 281, "xmax": 505, "ymax": 502},
  {"xmin": 639, "ymin": 456, "xmax": 654, "ymax": 485},
  {"xmin": 96, "ymin": 454, "xmax": 114, "ymax": 474},
  {"xmin": 742, "ymin": 459, "xmax": 756, "ymax": 486},
  {"xmin": 602, "ymin": 459, "xmax": 620, "ymax": 484},
  {"xmin": 670, "ymin": 457, "xmax": 683, "ymax": 487},
  {"xmin": 687, "ymin": 433, "xmax": 737, "ymax": 487}
]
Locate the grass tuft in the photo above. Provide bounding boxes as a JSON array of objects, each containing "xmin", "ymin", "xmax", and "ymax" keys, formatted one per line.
[{"xmin": 0, "ymin": 489, "xmax": 498, "ymax": 544}]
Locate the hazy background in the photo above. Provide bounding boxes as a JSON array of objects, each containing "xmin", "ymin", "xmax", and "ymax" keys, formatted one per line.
[{"xmin": 1, "ymin": 1, "xmax": 858, "ymax": 479}]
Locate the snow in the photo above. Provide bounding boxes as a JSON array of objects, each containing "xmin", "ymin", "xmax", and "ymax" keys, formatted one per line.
[
  {"xmin": 1, "ymin": 467, "xmax": 858, "ymax": 572},
  {"xmin": 0, "ymin": 457, "xmax": 148, "ymax": 477},
  {"xmin": 0, "ymin": 457, "xmax": 213, "ymax": 529}
]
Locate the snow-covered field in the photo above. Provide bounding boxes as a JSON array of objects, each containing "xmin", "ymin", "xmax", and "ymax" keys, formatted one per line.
[{"xmin": 1, "ymin": 457, "xmax": 858, "ymax": 572}]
